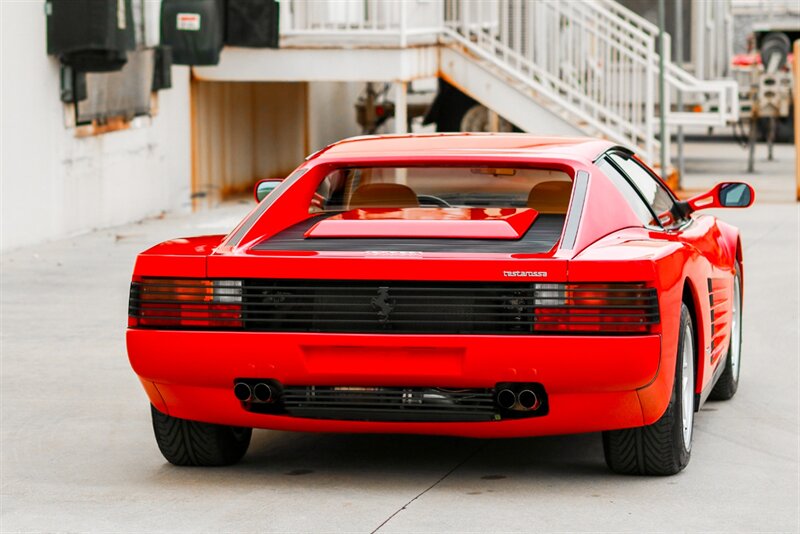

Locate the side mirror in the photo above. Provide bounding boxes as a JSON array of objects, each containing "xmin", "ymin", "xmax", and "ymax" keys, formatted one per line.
[
  {"xmin": 686, "ymin": 182, "xmax": 755, "ymax": 212},
  {"xmin": 254, "ymin": 178, "xmax": 282, "ymax": 202}
]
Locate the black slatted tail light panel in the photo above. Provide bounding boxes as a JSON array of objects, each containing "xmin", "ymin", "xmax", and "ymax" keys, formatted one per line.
[
  {"xmin": 128, "ymin": 279, "xmax": 244, "ymax": 328},
  {"xmin": 129, "ymin": 279, "xmax": 659, "ymax": 334}
]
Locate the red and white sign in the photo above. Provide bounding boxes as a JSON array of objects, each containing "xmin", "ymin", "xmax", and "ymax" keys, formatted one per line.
[{"xmin": 176, "ymin": 13, "xmax": 201, "ymax": 31}]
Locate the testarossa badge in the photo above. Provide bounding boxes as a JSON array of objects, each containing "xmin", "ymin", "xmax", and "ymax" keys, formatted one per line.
[{"xmin": 503, "ymin": 271, "xmax": 548, "ymax": 278}]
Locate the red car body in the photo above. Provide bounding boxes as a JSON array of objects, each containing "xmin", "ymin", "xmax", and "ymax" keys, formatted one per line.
[{"xmin": 127, "ymin": 135, "xmax": 748, "ymax": 444}]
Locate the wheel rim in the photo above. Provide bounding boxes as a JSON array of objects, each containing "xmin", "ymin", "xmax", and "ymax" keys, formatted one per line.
[
  {"xmin": 731, "ymin": 273, "xmax": 742, "ymax": 381},
  {"xmin": 681, "ymin": 321, "xmax": 695, "ymax": 450}
]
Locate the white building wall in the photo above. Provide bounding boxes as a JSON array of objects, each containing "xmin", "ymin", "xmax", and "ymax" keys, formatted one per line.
[
  {"xmin": 308, "ymin": 82, "xmax": 363, "ymax": 151},
  {"xmin": 1, "ymin": 1, "xmax": 192, "ymax": 252},
  {"xmin": 190, "ymin": 80, "xmax": 363, "ymax": 207},
  {"xmin": 191, "ymin": 81, "xmax": 310, "ymax": 205}
]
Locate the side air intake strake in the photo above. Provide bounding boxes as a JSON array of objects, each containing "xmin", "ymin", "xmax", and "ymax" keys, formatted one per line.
[{"xmin": 129, "ymin": 279, "xmax": 659, "ymax": 334}]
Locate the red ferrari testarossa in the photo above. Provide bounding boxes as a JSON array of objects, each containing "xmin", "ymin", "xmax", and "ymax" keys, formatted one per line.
[{"xmin": 127, "ymin": 134, "xmax": 753, "ymax": 475}]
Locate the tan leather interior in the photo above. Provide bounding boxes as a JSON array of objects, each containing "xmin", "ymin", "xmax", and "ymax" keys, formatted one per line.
[
  {"xmin": 349, "ymin": 183, "xmax": 419, "ymax": 208},
  {"xmin": 527, "ymin": 181, "xmax": 572, "ymax": 214}
]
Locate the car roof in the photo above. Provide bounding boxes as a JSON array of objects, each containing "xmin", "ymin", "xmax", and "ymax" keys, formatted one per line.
[{"xmin": 312, "ymin": 133, "xmax": 617, "ymax": 163}]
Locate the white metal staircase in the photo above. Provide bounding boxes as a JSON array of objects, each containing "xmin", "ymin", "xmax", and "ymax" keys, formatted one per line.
[
  {"xmin": 440, "ymin": 0, "xmax": 739, "ymax": 165},
  {"xmin": 200, "ymin": 0, "xmax": 740, "ymax": 168}
]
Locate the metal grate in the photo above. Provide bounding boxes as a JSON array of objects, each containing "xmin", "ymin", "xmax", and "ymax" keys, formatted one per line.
[
  {"xmin": 280, "ymin": 386, "xmax": 497, "ymax": 422},
  {"xmin": 242, "ymin": 280, "xmax": 538, "ymax": 334}
]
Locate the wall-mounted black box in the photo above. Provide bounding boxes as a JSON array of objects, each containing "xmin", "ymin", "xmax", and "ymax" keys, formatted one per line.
[
  {"xmin": 161, "ymin": 0, "xmax": 224, "ymax": 66},
  {"xmin": 226, "ymin": 0, "xmax": 280, "ymax": 48},
  {"xmin": 46, "ymin": 0, "xmax": 135, "ymax": 72},
  {"xmin": 152, "ymin": 46, "xmax": 173, "ymax": 91}
]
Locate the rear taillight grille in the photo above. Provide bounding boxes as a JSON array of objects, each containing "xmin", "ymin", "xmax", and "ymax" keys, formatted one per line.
[
  {"xmin": 532, "ymin": 283, "xmax": 660, "ymax": 333},
  {"xmin": 128, "ymin": 279, "xmax": 659, "ymax": 334},
  {"xmin": 128, "ymin": 279, "xmax": 243, "ymax": 328}
]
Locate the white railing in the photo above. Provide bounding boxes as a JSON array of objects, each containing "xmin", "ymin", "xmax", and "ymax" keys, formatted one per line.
[
  {"xmin": 602, "ymin": 0, "xmax": 739, "ymax": 127},
  {"xmin": 602, "ymin": 0, "xmax": 739, "ymax": 126},
  {"xmin": 731, "ymin": 0, "xmax": 800, "ymax": 16},
  {"xmin": 279, "ymin": 0, "xmax": 442, "ymax": 45},
  {"xmin": 666, "ymin": 61, "xmax": 739, "ymax": 126},
  {"xmin": 443, "ymin": 0, "xmax": 656, "ymax": 160},
  {"xmin": 276, "ymin": 0, "xmax": 739, "ymax": 165},
  {"xmin": 692, "ymin": 0, "xmax": 734, "ymax": 81},
  {"xmin": 442, "ymin": 0, "xmax": 739, "ymax": 164}
]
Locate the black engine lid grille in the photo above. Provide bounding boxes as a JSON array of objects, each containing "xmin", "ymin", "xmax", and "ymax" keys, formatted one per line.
[{"xmin": 242, "ymin": 280, "xmax": 537, "ymax": 334}]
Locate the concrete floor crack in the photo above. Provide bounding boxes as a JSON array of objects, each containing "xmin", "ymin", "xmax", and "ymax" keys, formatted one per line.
[{"xmin": 370, "ymin": 442, "xmax": 486, "ymax": 533}]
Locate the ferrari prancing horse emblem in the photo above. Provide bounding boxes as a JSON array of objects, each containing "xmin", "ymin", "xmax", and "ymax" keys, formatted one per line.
[{"xmin": 371, "ymin": 286, "xmax": 395, "ymax": 323}]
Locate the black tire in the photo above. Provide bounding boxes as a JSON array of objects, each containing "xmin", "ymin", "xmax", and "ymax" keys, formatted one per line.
[
  {"xmin": 602, "ymin": 303, "xmax": 695, "ymax": 475},
  {"xmin": 150, "ymin": 405, "xmax": 252, "ymax": 466},
  {"xmin": 709, "ymin": 261, "xmax": 742, "ymax": 400}
]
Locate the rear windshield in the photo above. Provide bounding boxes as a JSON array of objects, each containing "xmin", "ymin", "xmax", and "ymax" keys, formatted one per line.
[{"xmin": 309, "ymin": 167, "xmax": 573, "ymax": 214}]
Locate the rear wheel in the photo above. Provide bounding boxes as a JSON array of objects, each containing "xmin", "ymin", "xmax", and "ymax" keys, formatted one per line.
[
  {"xmin": 602, "ymin": 303, "xmax": 695, "ymax": 475},
  {"xmin": 150, "ymin": 405, "xmax": 252, "ymax": 466},
  {"xmin": 709, "ymin": 261, "xmax": 742, "ymax": 400}
]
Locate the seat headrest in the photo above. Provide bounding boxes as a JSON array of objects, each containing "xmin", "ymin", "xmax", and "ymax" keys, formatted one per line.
[
  {"xmin": 527, "ymin": 181, "xmax": 572, "ymax": 214},
  {"xmin": 349, "ymin": 183, "xmax": 419, "ymax": 208}
]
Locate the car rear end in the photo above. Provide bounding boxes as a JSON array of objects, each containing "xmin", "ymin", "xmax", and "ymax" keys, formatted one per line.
[
  {"xmin": 127, "ymin": 157, "xmax": 666, "ymax": 438},
  {"xmin": 128, "ymin": 273, "xmax": 662, "ymax": 437}
]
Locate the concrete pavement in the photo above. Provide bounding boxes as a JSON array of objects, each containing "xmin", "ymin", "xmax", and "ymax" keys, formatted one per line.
[{"xmin": 1, "ymin": 141, "xmax": 798, "ymax": 533}]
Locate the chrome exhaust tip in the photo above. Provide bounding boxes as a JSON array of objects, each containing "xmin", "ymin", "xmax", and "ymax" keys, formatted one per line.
[
  {"xmin": 497, "ymin": 389, "xmax": 517, "ymax": 409},
  {"xmin": 233, "ymin": 382, "xmax": 252, "ymax": 402},
  {"xmin": 518, "ymin": 389, "xmax": 539, "ymax": 410},
  {"xmin": 253, "ymin": 382, "xmax": 273, "ymax": 403}
]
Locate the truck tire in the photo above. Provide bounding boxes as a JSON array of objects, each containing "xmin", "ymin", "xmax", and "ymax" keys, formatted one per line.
[
  {"xmin": 602, "ymin": 303, "xmax": 695, "ymax": 475},
  {"xmin": 150, "ymin": 405, "xmax": 252, "ymax": 466}
]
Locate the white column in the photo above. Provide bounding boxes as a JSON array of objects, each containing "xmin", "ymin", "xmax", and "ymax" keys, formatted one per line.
[
  {"xmin": 394, "ymin": 81, "xmax": 408, "ymax": 134},
  {"xmin": 399, "ymin": 0, "xmax": 408, "ymax": 48},
  {"xmin": 280, "ymin": 0, "xmax": 294, "ymax": 33}
]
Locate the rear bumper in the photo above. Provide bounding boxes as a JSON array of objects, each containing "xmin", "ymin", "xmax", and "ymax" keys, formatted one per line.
[{"xmin": 127, "ymin": 330, "xmax": 665, "ymax": 438}]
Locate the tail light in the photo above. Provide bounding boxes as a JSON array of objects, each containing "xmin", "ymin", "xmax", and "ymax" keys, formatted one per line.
[
  {"xmin": 128, "ymin": 278, "xmax": 242, "ymax": 328},
  {"xmin": 128, "ymin": 278, "xmax": 658, "ymax": 335},
  {"xmin": 532, "ymin": 283, "xmax": 659, "ymax": 333}
]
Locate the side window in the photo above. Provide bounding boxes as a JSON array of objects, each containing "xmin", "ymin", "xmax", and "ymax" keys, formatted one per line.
[
  {"xmin": 309, "ymin": 172, "xmax": 345, "ymax": 213},
  {"xmin": 596, "ymin": 158, "xmax": 658, "ymax": 227},
  {"xmin": 608, "ymin": 154, "xmax": 680, "ymax": 228}
]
